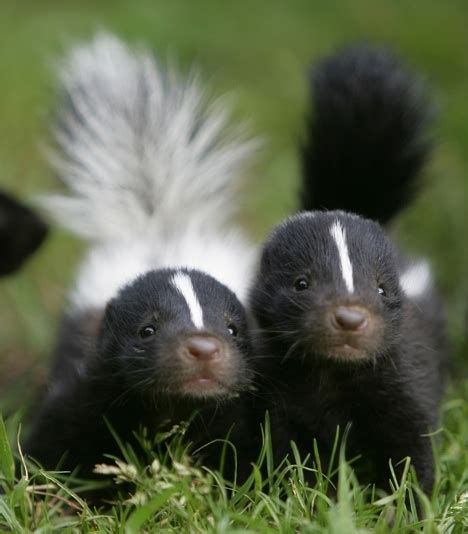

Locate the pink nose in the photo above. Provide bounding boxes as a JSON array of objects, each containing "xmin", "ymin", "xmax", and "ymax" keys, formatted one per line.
[
  {"xmin": 333, "ymin": 306, "xmax": 368, "ymax": 331},
  {"xmin": 184, "ymin": 336, "xmax": 223, "ymax": 361}
]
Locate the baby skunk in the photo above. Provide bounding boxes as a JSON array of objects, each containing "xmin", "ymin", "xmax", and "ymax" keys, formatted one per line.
[
  {"xmin": 25, "ymin": 268, "xmax": 254, "ymax": 475},
  {"xmin": 249, "ymin": 45, "xmax": 445, "ymax": 494},
  {"xmin": 23, "ymin": 33, "xmax": 258, "ymax": 477},
  {"xmin": 250, "ymin": 210, "xmax": 447, "ymax": 494},
  {"xmin": 300, "ymin": 44, "xmax": 433, "ymax": 223},
  {"xmin": 0, "ymin": 191, "xmax": 48, "ymax": 276}
]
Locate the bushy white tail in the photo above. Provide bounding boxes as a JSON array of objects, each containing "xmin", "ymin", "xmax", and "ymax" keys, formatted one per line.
[
  {"xmin": 40, "ymin": 33, "xmax": 259, "ymax": 310},
  {"xmin": 41, "ymin": 33, "xmax": 257, "ymax": 242}
]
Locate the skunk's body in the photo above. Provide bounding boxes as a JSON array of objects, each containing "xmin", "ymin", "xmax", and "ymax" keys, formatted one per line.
[
  {"xmin": 300, "ymin": 45, "xmax": 433, "ymax": 223},
  {"xmin": 24, "ymin": 34, "xmax": 258, "ymax": 477},
  {"xmin": 250, "ymin": 210, "xmax": 447, "ymax": 494}
]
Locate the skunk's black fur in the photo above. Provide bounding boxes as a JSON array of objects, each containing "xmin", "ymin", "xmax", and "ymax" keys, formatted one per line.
[
  {"xmin": 0, "ymin": 192, "xmax": 48, "ymax": 276},
  {"xmin": 24, "ymin": 268, "xmax": 255, "ymax": 477},
  {"xmin": 300, "ymin": 45, "xmax": 433, "ymax": 223},
  {"xmin": 23, "ymin": 34, "xmax": 259, "ymax": 484},
  {"xmin": 250, "ymin": 211, "xmax": 447, "ymax": 494}
]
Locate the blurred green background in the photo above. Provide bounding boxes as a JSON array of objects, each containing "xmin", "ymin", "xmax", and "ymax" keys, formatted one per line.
[{"xmin": 0, "ymin": 0, "xmax": 466, "ymax": 412}]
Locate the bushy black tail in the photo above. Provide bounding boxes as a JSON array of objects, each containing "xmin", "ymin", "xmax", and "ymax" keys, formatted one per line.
[
  {"xmin": 0, "ymin": 192, "xmax": 48, "ymax": 276},
  {"xmin": 300, "ymin": 44, "xmax": 434, "ymax": 224}
]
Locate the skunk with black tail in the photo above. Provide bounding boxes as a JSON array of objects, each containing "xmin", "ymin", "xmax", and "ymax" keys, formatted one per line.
[
  {"xmin": 250, "ymin": 210, "xmax": 447, "ymax": 494},
  {"xmin": 299, "ymin": 45, "xmax": 438, "ymax": 315},
  {"xmin": 23, "ymin": 34, "xmax": 259, "ymax": 478},
  {"xmin": 297, "ymin": 45, "xmax": 441, "ymax": 354},
  {"xmin": 300, "ymin": 44, "xmax": 433, "ymax": 224},
  {"xmin": 250, "ymin": 46, "xmax": 447, "ymax": 495}
]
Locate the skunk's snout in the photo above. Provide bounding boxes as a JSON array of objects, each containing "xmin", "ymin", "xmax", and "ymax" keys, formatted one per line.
[
  {"xmin": 183, "ymin": 336, "xmax": 223, "ymax": 361},
  {"xmin": 174, "ymin": 333, "xmax": 244, "ymax": 398},
  {"xmin": 304, "ymin": 302, "xmax": 384, "ymax": 361},
  {"xmin": 331, "ymin": 306, "xmax": 369, "ymax": 332}
]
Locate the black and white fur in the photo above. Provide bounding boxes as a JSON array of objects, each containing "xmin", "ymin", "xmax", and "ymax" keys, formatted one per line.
[
  {"xmin": 40, "ymin": 33, "xmax": 258, "ymax": 308},
  {"xmin": 300, "ymin": 44, "xmax": 433, "ymax": 224},
  {"xmin": 250, "ymin": 210, "xmax": 447, "ymax": 494},
  {"xmin": 299, "ymin": 45, "xmax": 438, "ymax": 310},
  {"xmin": 24, "ymin": 34, "xmax": 259, "ymax": 476},
  {"xmin": 26, "ymin": 268, "xmax": 255, "ymax": 474}
]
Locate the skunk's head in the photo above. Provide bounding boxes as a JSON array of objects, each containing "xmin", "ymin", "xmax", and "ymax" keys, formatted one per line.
[
  {"xmin": 97, "ymin": 268, "xmax": 254, "ymax": 400},
  {"xmin": 251, "ymin": 211, "xmax": 403, "ymax": 363}
]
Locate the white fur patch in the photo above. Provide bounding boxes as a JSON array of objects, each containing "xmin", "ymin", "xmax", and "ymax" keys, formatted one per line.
[
  {"xmin": 68, "ymin": 225, "xmax": 256, "ymax": 312},
  {"xmin": 153, "ymin": 227, "xmax": 257, "ymax": 304},
  {"xmin": 399, "ymin": 260, "xmax": 432, "ymax": 298},
  {"xmin": 39, "ymin": 32, "xmax": 258, "ymax": 242},
  {"xmin": 330, "ymin": 220, "xmax": 354, "ymax": 293},
  {"xmin": 171, "ymin": 272, "xmax": 204, "ymax": 329},
  {"xmin": 70, "ymin": 241, "xmax": 151, "ymax": 310}
]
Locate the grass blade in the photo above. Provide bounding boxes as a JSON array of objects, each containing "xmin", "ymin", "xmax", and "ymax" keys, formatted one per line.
[
  {"xmin": 0, "ymin": 415, "xmax": 14, "ymax": 484},
  {"xmin": 125, "ymin": 487, "xmax": 179, "ymax": 533}
]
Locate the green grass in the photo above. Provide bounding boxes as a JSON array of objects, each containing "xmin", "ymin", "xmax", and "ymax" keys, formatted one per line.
[
  {"xmin": 1, "ymin": 394, "xmax": 467, "ymax": 533},
  {"xmin": 0, "ymin": 0, "xmax": 467, "ymax": 531}
]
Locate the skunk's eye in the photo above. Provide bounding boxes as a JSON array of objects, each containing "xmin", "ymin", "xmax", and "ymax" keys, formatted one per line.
[
  {"xmin": 294, "ymin": 276, "xmax": 309, "ymax": 291},
  {"xmin": 377, "ymin": 286, "xmax": 386, "ymax": 296},
  {"xmin": 140, "ymin": 325, "xmax": 156, "ymax": 339},
  {"xmin": 227, "ymin": 324, "xmax": 238, "ymax": 337}
]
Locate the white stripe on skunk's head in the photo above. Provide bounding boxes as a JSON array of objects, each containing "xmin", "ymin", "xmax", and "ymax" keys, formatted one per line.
[
  {"xmin": 170, "ymin": 272, "xmax": 204, "ymax": 329},
  {"xmin": 330, "ymin": 219, "xmax": 354, "ymax": 293},
  {"xmin": 97, "ymin": 268, "xmax": 254, "ymax": 400}
]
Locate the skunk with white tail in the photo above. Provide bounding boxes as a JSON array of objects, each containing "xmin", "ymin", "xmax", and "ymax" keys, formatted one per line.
[{"xmin": 24, "ymin": 34, "xmax": 259, "ymax": 477}]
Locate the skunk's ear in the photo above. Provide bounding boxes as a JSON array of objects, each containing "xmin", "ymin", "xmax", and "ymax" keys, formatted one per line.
[{"xmin": 0, "ymin": 192, "xmax": 48, "ymax": 276}]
